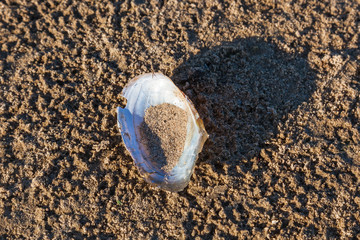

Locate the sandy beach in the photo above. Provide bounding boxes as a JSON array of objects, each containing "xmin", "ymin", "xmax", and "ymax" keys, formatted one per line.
[{"xmin": 0, "ymin": 0, "xmax": 359, "ymax": 239}]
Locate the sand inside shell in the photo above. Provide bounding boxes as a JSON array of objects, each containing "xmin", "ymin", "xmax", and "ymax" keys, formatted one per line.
[{"xmin": 140, "ymin": 103, "xmax": 188, "ymax": 172}]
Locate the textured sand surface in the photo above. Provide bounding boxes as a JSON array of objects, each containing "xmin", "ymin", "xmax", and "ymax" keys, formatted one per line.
[
  {"xmin": 140, "ymin": 103, "xmax": 188, "ymax": 173},
  {"xmin": 0, "ymin": 0, "xmax": 359, "ymax": 239}
]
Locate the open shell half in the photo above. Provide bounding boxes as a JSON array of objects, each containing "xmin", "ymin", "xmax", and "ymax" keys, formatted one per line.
[{"xmin": 117, "ymin": 73, "xmax": 208, "ymax": 192}]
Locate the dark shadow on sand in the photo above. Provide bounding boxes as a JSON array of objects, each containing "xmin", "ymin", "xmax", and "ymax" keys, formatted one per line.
[
  {"xmin": 172, "ymin": 37, "xmax": 318, "ymax": 238},
  {"xmin": 173, "ymin": 37, "xmax": 317, "ymax": 167}
]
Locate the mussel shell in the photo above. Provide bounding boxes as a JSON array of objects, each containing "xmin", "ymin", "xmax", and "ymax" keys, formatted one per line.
[{"xmin": 117, "ymin": 73, "xmax": 208, "ymax": 192}]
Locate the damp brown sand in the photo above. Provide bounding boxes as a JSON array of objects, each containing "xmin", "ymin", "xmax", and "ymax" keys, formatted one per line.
[
  {"xmin": 140, "ymin": 103, "xmax": 188, "ymax": 172},
  {"xmin": 1, "ymin": 0, "xmax": 360, "ymax": 239}
]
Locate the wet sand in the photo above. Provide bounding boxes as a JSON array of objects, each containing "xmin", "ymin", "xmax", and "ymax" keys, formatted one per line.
[{"xmin": 0, "ymin": 0, "xmax": 359, "ymax": 239}]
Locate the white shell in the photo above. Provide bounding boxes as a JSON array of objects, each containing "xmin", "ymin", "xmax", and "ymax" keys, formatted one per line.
[{"xmin": 117, "ymin": 73, "xmax": 208, "ymax": 192}]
